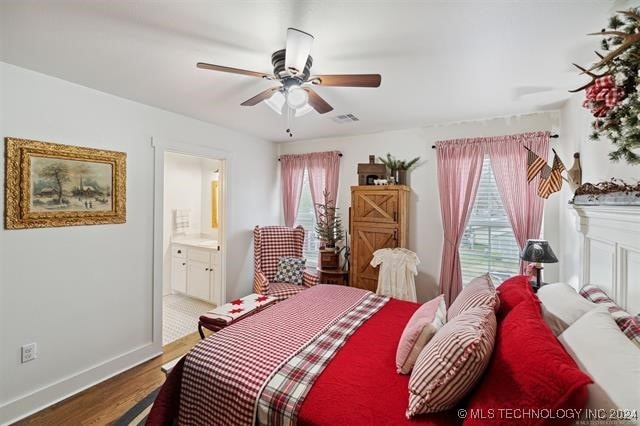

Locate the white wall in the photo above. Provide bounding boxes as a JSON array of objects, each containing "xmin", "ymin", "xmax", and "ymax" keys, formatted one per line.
[
  {"xmin": 165, "ymin": 152, "xmax": 206, "ymax": 237},
  {"xmin": 278, "ymin": 111, "xmax": 561, "ymax": 302},
  {"xmin": 0, "ymin": 62, "xmax": 279, "ymax": 423},
  {"xmin": 556, "ymin": 94, "xmax": 639, "ymax": 289}
]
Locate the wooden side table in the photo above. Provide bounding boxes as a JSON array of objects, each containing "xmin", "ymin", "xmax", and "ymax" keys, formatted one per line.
[{"xmin": 317, "ymin": 268, "xmax": 349, "ymax": 285}]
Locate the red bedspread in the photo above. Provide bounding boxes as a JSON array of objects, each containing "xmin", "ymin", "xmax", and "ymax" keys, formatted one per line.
[
  {"xmin": 298, "ymin": 298, "xmax": 460, "ymax": 426},
  {"xmin": 148, "ymin": 294, "xmax": 460, "ymax": 425}
]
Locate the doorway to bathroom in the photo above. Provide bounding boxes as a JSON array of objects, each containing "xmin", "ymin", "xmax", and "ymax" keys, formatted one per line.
[{"xmin": 161, "ymin": 151, "xmax": 225, "ymax": 345}]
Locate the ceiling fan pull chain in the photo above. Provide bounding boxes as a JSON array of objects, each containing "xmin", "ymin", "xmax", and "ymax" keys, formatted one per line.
[{"xmin": 286, "ymin": 106, "xmax": 294, "ymax": 137}]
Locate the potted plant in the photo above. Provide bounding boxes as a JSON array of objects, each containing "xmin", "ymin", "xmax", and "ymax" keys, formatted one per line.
[
  {"xmin": 314, "ymin": 190, "xmax": 344, "ymax": 269},
  {"xmin": 378, "ymin": 153, "xmax": 420, "ymax": 185}
]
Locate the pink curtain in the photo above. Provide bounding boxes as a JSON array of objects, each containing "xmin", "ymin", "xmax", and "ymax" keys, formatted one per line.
[
  {"xmin": 306, "ymin": 151, "xmax": 341, "ymax": 218},
  {"xmin": 486, "ymin": 131, "xmax": 550, "ymax": 273},
  {"xmin": 280, "ymin": 154, "xmax": 306, "ymax": 227},
  {"xmin": 436, "ymin": 141, "xmax": 485, "ymax": 307}
]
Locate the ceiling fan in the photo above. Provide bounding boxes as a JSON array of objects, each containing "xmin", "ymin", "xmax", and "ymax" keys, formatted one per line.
[{"xmin": 197, "ymin": 28, "xmax": 382, "ymax": 116}]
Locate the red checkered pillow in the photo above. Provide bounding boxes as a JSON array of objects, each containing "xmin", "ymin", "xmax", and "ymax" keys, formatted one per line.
[{"xmin": 579, "ymin": 285, "xmax": 640, "ymax": 349}]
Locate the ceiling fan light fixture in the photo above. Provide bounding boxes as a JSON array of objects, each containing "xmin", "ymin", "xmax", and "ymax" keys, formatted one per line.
[
  {"xmin": 264, "ymin": 91, "xmax": 285, "ymax": 115},
  {"xmin": 294, "ymin": 103, "xmax": 314, "ymax": 117},
  {"xmin": 285, "ymin": 28, "xmax": 314, "ymax": 75},
  {"xmin": 286, "ymin": 85, "xmax": 309, "ymax": 109}
]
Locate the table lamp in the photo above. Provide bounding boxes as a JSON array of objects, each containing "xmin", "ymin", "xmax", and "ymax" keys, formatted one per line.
[{"xmin": 520, "ymin": 239, "xmax": 558, "ymax": 291}]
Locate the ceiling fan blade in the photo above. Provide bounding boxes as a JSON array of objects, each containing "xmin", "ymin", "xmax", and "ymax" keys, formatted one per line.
[
  {"xmin": 197, "ymin": 62, "xmax": 270, "ymax": 79},
  {"xmin": 310, "ymin": 74, "xmax": 381, "ymax": 87},
  {"xmin": 241, "ymin": 87, "xmax": 281, "ymax": 106},
  {"xmin": 285, "ymin": 28, "xmax": 314, "ymax": 75},
  {"xmin": 304, "ymin": 88, "xmax": 333, "ymax": 114}
]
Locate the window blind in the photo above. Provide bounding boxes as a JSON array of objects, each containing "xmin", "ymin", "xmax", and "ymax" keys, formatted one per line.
[
  {"xmin": 460, "ymin": 156, "xmax": 520, "ymax": 283},
  {"xmin": 296, "ymin": 170, "xmax": 320, "ymax": 267}
]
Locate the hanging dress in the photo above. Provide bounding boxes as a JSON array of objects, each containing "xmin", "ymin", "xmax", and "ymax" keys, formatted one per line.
[{"xmin": 370, "ymin": 248, "xmax": 420, "ymax": 302}]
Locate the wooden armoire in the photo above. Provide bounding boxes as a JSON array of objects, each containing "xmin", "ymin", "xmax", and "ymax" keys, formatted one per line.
[{"xmin": 349, "ymin": 185, "xmax": 409, "ymax": 292}]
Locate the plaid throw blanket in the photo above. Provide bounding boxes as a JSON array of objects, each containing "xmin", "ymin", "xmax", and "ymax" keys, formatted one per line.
[
  {"xmin": 579, "ymin": 284, "xmax": 640, "ymax": 348},
  {"xmin": 256, "ymin": 293, "xmax": 389, "ymax": 425},
  {"xmin": 179, "ymin": 285, "xmax": 380, "ymax": 426}
]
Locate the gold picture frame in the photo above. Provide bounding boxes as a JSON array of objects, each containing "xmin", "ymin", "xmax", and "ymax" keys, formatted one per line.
[{"xmin": 5, "ymin": 137, "xmax": 126, "ymax": 229}]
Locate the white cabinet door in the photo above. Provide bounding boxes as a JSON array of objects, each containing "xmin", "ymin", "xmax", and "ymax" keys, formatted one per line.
[
  {"xmin": 188, "ymin": 260, "xmax": 211, "ymax": 302},
  {"xmin": 210, "ymin": 264, "xmax": 222, "ymax": 305},
  {"xmin": 171, "ymin": 257, "xmax": 187, "ymax": 293}
]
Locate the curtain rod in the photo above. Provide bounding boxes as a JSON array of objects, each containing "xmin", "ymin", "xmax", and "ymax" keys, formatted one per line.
[
  {"xmin": 430, "ymin": 133, "xmax": 559, "ymax": 149},
  {"xmin": 278, "ymin": 152, "xmax": 343, "ymax": 161}
]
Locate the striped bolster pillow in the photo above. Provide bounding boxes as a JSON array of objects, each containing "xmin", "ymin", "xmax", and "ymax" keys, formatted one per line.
[
  {"xmin": 407, "ymin": 306, "xmax": 497, "ymax": 417},
  {"xmin": 447, "ymin": 273, "xmax": 500, "ymax": 321},
  {"xmin": 579, "ymin": 284, "xmax": 640, "ymax": 349}
]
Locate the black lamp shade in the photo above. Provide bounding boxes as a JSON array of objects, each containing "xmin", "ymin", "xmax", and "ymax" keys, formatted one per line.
[{"xmin": 520, "ymin": 239, "xmax": 558, "ymax": 264}]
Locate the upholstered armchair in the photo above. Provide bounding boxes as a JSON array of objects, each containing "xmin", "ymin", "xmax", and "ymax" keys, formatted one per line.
[{"xmin": 253, "ymin": 225, "xmax": 319, "ymax": 301}]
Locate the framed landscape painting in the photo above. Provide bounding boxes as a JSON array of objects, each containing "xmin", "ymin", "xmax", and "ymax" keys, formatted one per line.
[{"xmin": 5, "ymin": 137, "xmax": 126, "ymax": 229}]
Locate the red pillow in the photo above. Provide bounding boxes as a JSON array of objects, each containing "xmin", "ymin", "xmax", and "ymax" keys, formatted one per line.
[
  {"xmin": 496, "ymin": 275, "xmax": 536, "ymax": 319},
  {"xmin": 464, "ymin": 299, "xmax": 592, "ymax": 426}
]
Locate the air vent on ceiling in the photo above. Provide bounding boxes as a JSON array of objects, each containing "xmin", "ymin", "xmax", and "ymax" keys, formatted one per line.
[{"xmin": 330, "ymin": 113, "xmax": 360, "ymax": 123}]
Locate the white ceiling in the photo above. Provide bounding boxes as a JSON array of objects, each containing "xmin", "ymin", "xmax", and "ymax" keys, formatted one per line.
[{"xmin": 0, "ymin": 0, "xmax": 615, "ymax": 142}]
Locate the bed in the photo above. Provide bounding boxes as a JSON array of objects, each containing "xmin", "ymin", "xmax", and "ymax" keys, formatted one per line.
[
  {"xmin": 147, "ymin": 276, "xmax": 630, "ymax": 426},
  {"xmin": 146, "ymin": 205, "xmax": 640, "ymax": 425},
  {"xmin": 149, "ymin": 285, "xmax": 459, "ymax": 425}
]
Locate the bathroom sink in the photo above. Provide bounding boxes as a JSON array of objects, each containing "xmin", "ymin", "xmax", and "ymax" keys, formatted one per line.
[{"xmin": 198, "ymin": 240, "xmax": 219, "ymax": 249}]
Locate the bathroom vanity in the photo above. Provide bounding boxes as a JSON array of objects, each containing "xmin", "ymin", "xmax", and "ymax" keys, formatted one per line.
[{"xmin": 170, "ymin": 237, "xmax": 222, "ymax": 305}]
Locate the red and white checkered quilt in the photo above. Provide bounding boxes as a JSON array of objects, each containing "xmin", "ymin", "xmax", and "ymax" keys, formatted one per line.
[{"xmin": 178, "ymin": 285, "xmax": 380, "ymax": 426}]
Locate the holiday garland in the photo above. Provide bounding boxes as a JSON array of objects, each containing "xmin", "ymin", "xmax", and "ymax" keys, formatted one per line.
[
  {"xmin": 575, "ymin": 178, "xmax": 640, "ymax": 196},
  {"xmin": 574, "ymin": 9, "xmax": 640, "ymax": 164}
]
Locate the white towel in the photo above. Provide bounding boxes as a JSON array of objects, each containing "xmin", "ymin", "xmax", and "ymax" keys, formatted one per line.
[{"xmin": 174, "ymin": 209, "xmax": 191, "ymax": 232}]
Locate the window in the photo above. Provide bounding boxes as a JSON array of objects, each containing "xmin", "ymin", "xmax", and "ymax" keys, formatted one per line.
[
  {"xmin": 459, "ymin": 156, "xmax": 520, "ymax": 283},
  {"xmin": 296, "ymin": 170, "xmax": 320, "ymax": 267}
]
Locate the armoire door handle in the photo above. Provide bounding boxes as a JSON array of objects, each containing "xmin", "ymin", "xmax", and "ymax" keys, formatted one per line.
[{"xmin": 393, "ymin": 211, "xmax": 397, "ymax": 222}]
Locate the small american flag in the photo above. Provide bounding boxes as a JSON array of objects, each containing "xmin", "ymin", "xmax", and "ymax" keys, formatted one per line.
[
  {"xmin": 538, "ymin": 153, "xmax": 565, "ymax": 198},
  {"xmin": 547, "ymin": 152, "xmax": 565, "ymax": 194},
  {"xmin": 526, "ymin": 149, "xmax": 547, "ymax": 183},
  {"xmin": 537, "ymin": 164, "xmax": 553, "ymax": 199}
]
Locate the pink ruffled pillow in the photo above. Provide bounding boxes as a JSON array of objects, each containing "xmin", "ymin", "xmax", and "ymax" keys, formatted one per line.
[{"xmin": 395, "ymin": 295, "xmax": 446, "ymax": 374}]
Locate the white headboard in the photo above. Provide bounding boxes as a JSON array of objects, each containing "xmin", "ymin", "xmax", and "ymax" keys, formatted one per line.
[{"xmin": 574, "ymin": 205, "xmax": 640, "ymax": 315}]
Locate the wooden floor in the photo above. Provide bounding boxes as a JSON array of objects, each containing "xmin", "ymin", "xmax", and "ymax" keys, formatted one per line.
[{"xmin": 15, "ymin": 331, "xmax": 205, "ymax": 426}]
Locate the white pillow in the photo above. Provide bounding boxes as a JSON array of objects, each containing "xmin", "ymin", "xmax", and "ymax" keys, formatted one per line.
[
  {"xmin": 537, "ymin": 282, "xmax": 596, "ymax": 327},
  {"xmin": 558, "ymin": 307, "xmax": 640, "ymax": 412}
]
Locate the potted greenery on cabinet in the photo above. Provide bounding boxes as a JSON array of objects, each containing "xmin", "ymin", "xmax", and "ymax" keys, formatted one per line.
[
  {"xmin": 315, "ymin": 190, "xmax": 344, "ymax": 269},
  {"xmin": 378, "ymin": 153, "xmax": 420, "ymax": 185}
]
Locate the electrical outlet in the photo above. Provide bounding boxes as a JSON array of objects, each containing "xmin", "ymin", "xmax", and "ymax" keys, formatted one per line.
[{"xmin": 21, "ymin": 343, "xmax": 37, "ymax": 363}]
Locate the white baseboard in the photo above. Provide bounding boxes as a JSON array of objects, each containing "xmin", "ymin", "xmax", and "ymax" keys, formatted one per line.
[{"xmin": 0, "ymin": 342, "xmax": 162, "ymax": 425}]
